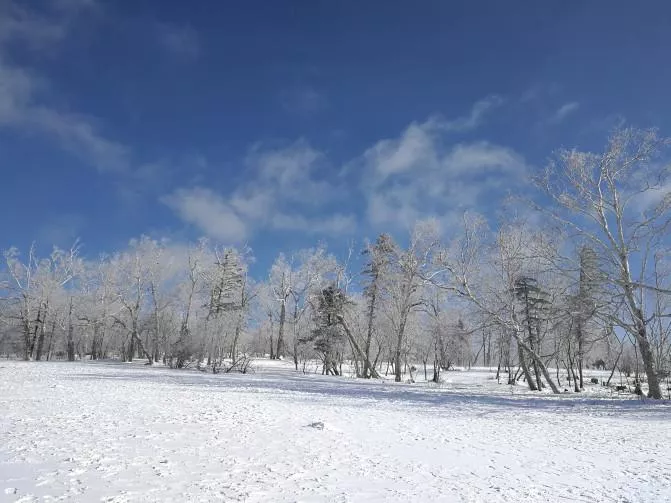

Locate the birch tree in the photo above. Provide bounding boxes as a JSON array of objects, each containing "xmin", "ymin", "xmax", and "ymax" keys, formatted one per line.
[
  {"xmin": 269, "ymin": 254, "xmax": 292, "ymax": 359},
  {"xmin": 3, "ymin": 244, "xmax": 79, "ymax": 360},
  {"xmin": 108, "ymin": 238, "xmax": 153, "ymax": 364},
  {"xmin": 387, "ymin": 221, "xmax": 439, "ymax": 382},
  {"xmin": 361, "ymin": 234, "xmax": 395, "ymax": 378},
  {"xmin": 538, "ymin": 127, "xmax": 671, "ymax": 398},
  {"xmin": 428, "ymin": 216, "xmax": 562, "ymax": 393}
]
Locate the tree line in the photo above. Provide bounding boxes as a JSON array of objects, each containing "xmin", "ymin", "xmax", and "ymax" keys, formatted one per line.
[{"xmin": 1, "ymin": 128, "xmax": 670, "ymax": 398}]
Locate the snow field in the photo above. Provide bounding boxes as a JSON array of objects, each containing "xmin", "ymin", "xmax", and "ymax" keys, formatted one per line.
[{"xmin": 1, "ymin": 360, "xmax": 670, "ymax": 502}]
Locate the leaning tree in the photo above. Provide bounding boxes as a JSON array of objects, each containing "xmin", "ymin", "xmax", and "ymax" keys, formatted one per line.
[{"xmin": 537, "ymin": 128, "xmax": 671, "ymax": 398}]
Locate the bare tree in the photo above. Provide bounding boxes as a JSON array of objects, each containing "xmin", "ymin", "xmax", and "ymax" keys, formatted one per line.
[
  {"xmin": 385, "ymin": 221, "xmax": 438, "ymax": 382},
  {"xmin": 108, "ymin": 238, "xmax": 154, "ymax": 364},
  {"xmin": 537, "ymin": 127, "xmax": 671, "ymax": 398},
  {"xmin": 269, "ymin": 254, "xmax": 293, "ymax": 359},
  {"xmin": 3, "ymin": 244, "xmax": 79, "ymax": 360},
  {"xmin": 361, "ymin": 234, "xmax": 395, "ymax": 378},
  {"xmin": 428, "ymin": 215, "xmax": 561, "ymax": 393}
]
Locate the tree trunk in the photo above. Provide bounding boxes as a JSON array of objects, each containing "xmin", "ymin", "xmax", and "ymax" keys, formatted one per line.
[
  {"xmin": 131, "ymin": 320, "xmax": 153, "ymax": 365},
  {"xmin": 537, "ymin": 357, "xmax": 561, "ymax": 394},
  {"xmin": 432, "ymin": 358, "xmax": 441, "ymax": 383},
  {"xmin": 29, "ymin": 304, "xmax": 43, "ymax": 360},
  {"xmin": 527, "ymin": 330, "xmax": 543, "ymax": 390},
  {"xmin": 336, "ymin": 315, "xmax": 380, "ymax": 379},
  {"xmin": 22, "ymin": 317, "xmax": 31, "ymax": 361},
  {"xmin": 268, "ymin": 313, "xmax": 275, "ymax": 359},
  {"xmin": 127, "ymin": 332, "xmax": 135, "ymax": 362},
  {"xmin": 517, "ymin": 345, "xmax": 537, "ymax": 390},
  {"xmin": 291, "ymin": 303, "xmax": 300, "ymax": 371},
  {"xmin": 606, "ymin": 347, "xmax": 622, "ymax": 386},
  {"xmin": 91, "ymin": 329, "xmax": 97, "ymax": 360},
  {"xmin": 275, "ymin": 300, "xmax": 286, "ymax": 359},
  {"xmin": 394, "ymin": 314, "xmax": 408, "ymax": 383},
  {"xmin": 512, "ymin": 328, "xmax": 560, "ymax": 394},
  {"xmin": 46, "ymin": 321, "xmax": 56, "ymax": 361},
  {"xmin": 293, "ymin": 339, "xmax": 299, "ymax": 371},
  {"xmin": 637, "ymin": 324, "xmax": 662, "ymax": 399},
  {"xmin": 67, "ymin": 298, "xmax": 75, "ymax": 362},
  {"xmin": 372, "ymin": 346, "xmax": 382, "ymax": 372},
  {"xmin": 576, "ymin": 321, "xmax": 584, "ymax": 390},
  {"xmin": 486, "ymin": 331, "xmax": 492, "ymax": 366},
  {"xmin": 231, "ymin": 321, "xmax": 242, "ymax": 362},
  {"xmin": 35, "ymin": 315, "xmax": 47, "ymax": 361},
  {"xmin": 363, "ymin": 283, "xmax": 377, "ymax": 378},
  {"xmin": 566, "ymin": 341, "xmax": 580, "ymax": 392},
  {"xmin": 571, "ymin": 365, "xmax": 580, "ymax": 393}
]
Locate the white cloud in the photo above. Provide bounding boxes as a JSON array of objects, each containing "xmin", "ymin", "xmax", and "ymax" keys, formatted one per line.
[
  {"xmin": 0, "ymin": 0, "xmax": 99, "ymax": 49},
  {"xmin": 0, "ymin": 62, "xmax": 36, "ymax": 120},
  {"xmin": 31, "ymin": 107, "xmax": 130, "ymax": 172},
  {"xmin": 443, "ymin": 141, "xmax": 524, "ymax": 175},
  {"xmin": 163, "ymin": 188, "xmax": 248, "ymax": 243},
  {"xmin": 362, "ymin": 119, "xmax": 439, "ymax": 180},
  {"xmin": 550, "ymin": 102, "xmax": 580, "ymax": 124},
  {"xmin": 166, "ymin": 96, "xmax": 520, "ymax": 241},
  {"xmin": 0, "ymin": 1, "xmax": 130, "ymax": 173},
  {"xmin": 440, "ymin": 95, "xmax": 504, "ymax": 132},
  {"xmin": 0, "ymin": 2, "xmax": 66, "ymax": 49},
  {"xmin": 357, "ymin": 106, "xmax": 526, "ymax": 231},
  {"xmin": 245, "ymin": 139, "xmax": 330, "ymax": 202},
  {"xmin": 271, "ymin": 213, "xmax": 356, "ymax": 235},
  {"xmin": 165, "ymin": 140, "xmax": 357, "ymax": 240}
]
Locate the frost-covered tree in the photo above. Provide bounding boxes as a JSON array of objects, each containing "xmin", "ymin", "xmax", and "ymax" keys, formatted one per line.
[
  {"xmin": 108, "ymin": 237, "xmax": 155, "ymax": 364},
  {"xmin": 361, "ymin": 233, "xmax": 395, "ymax": 378},
  {"xmin": 268, "ymin": 254, "xmax": 292, "ymax": 359},
  {"xmin": 285, "ymin": 247, "xmax": 337, "ymax": 369},
  {"xmin": 428, "ymin": 216, "xmax": 561, "ymax": 393},
  {"xmin": 3, "ymin": 244, "xmax": 79, "ymax": 360},
  {"xmin": 386, "ymin": 221, "xmax": 438, "ymax": 382},
  {"xmin": 538, "ymin": 127, "xmax": 671, "ymax": 398}
]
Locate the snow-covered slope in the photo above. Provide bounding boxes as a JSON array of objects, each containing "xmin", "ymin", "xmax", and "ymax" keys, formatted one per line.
[{"xmin": 1, "ymin": 360, "xmax": 670, "ymax": 502}]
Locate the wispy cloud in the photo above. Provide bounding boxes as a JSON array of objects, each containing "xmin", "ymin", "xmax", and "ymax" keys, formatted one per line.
[
  {"xmin": 0, "ymin": 1, "xmax": 130, "ymax": 173},
  {"xmin": 163, "ymin": 187, "xmax": 248, "ymax": 243},
  {"xmin": 165, "ymin": 96, "xmax": 518, "ymax": 241},
  {"xmin": 440, "ymin": 94, "xmax": 504, "ymax": 132},
  {"xmin": 271, "ymin": 213, "xmax": 356, "ymax": 235},
  {"xmin": 0, "ymin": 58, "xmax": 130, "ymax": 172},
  {"xmin": 550, "ymin": 101, "xmax": 580, "ymax": 124},
  {"xmin": 165, "ymin": 140, "xmax": 356, "ymax": 242},
  {"xmin": 156, "ymin": 22, "xmax": 200, "ymax": 59},
  {"xmin": 354, "ymin": 98, "xmax": 525, "ymax": 230},
  {"xmin": 0, "ymin": 2, "xmax": 66, "ymax": 49}
]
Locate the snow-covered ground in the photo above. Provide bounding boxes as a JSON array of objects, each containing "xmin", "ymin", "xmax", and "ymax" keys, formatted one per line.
[{"xmin": 1, "ymin": 360, "xmax": 670, "ymax": 502}]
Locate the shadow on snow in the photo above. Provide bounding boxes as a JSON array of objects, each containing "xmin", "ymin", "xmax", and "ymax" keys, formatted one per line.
[{"xmin": 61, "ymin": 360, "xmax": 671, "ymax": 420}]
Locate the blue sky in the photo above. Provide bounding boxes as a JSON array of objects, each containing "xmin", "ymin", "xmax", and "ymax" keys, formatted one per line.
[{"xmin": 1, "ymin": 0, "xmax": 670, "ymax": 274}]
